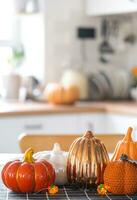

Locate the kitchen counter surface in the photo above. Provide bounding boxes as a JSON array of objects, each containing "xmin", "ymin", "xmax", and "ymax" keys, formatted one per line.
[{"xmin": 0, "ymin": 100, "xmax": 137, "ymax": 117}]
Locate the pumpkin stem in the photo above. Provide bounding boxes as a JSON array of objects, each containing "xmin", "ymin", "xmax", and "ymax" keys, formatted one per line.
[
  {"xmin": 23, "ymin": 148, "xmax": 35, "ymax": 163},
  {"xmin": 84, "ymin": 130, "xmax": 94, "ymax": 138},
  {"xmin": 123, "ymin": 127, "xmax": 133, "ymax": 142}
]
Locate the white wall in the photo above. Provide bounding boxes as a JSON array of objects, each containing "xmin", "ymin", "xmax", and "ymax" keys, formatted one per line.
[
  {"xmin": 40, "ymin": 0, "xmax": 137, "ymax": 82},
  {"xmin": 42, "ymin": 0, "xmax": 100, "ymax": 82}
]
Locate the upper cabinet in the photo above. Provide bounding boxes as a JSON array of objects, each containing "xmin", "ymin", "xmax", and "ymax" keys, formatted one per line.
[{"xmin": 86, "ymin": 0, "xmax": 137, "ymax": 16}]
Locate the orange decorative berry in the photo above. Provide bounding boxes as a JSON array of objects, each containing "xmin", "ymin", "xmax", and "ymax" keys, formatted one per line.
[
  {"xmin": 97, "ymin": 184, "xmax": 107, "ymax": 195},
  {"xmin": 48, "ymin": 184, "xmax": 59, "ymax": 195}
]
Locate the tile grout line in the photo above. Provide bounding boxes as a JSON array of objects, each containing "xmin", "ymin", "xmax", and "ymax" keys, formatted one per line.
[
  {"xmin": 6, "ymin": 189, "xmax": 9, "ymax": 200},
  {"xmin": 106, "ymin": 193, "xmax": 112, "ymax": 200},
  {"xmin": 26, "ymin": 193, "xmax": 29, "ymax": 200},
  {"xmin": 126, "ymin": 194, "xmax": 133, "ymax": 200},
  {"xmin": 46, "ymin": 191, "xmax": 50, "ymax": 200},
  {"xmin": 63, "ymin": 186, "xmax": 71, "ymax": 200},
  {"xmin": 84, "ymin": 189, "xmax": 91, "ymax": 200}
]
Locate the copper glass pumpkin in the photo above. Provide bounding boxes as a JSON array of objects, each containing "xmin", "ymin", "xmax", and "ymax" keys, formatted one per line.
[{"xmin": 67, "ymin": 131, "xmax": 109, "ymax": 187}]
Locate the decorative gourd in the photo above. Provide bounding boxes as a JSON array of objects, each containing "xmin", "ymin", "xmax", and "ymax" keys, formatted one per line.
[
  {"xmin": 111, "ymin": 127, "xmax": 137, "ymax": 161},
  {"xmin": 43, "ymin": 83, "xmax": 79, "ymax": 105},
  {"xmin": 48, "ymin": 184, "xmax": 59, "ymax": 195},
  {"xmin": 34, "ymin": 143, "xmax": 68, "ymax": 185},
  {"xmin": 104, "ymin": 154, "xmax": 137, "ymax": 194},
  {"xmin": 67, "ymin": 131, "xmax": 109, "ymax": 186},
  {"xmin": 1, "ymin": 148, "xmax": 55, "ymax": 193}
]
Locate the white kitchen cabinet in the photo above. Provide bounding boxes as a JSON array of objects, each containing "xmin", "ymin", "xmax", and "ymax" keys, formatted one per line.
[
  {"xmin": 105, "ymin": 114, "xmax": 137, "ymax": 139},
  {"xmin": 86, "ymin": 0, "xmax": 137, "ymax": 16},
  {"xmin": 1, "ymin": 113, "xmax": 101, "ymax": 153},
  {"xmin": 0, "ymin": 114, "xmax": 79, "ymax": 153},
  {"xmin": 76, "ymin": 113, "xmax": 108, "ymax": 133},
  {"xmin": 76, "ymin": 113, "xmax": 137, "ymax": 138},
  {"xmin": 1, "ymin": 113, "xmax": 137, "ymax": 153}
]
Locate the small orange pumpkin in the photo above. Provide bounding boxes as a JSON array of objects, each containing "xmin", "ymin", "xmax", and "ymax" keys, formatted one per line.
[
  {"xmin": 111, "ymin": 127, "xmax": 137, "ymax": 161},
  {"xmin": 44, "ymin": 83, "xmax": 79, "ymax": 105},
  {"xmin": 104, "ymin": 155, "xmax": 137, "ymax": 194},
  {"xmin": 48, "ymin": 184, "xmax": 59, "ymax": 195}
]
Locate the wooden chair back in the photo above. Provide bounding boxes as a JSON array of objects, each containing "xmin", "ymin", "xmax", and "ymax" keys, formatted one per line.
[{"xmin": 19, "ymin": 133, "xmax": 124, "ymax": 153}]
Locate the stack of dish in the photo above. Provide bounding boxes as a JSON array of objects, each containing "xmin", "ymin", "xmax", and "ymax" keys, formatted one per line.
[{"xmin": 88, "ymin": 68, "xmax": 133, "ymax": 100}]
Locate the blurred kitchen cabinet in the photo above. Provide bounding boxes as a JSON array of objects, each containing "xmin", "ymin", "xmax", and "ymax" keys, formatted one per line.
[
  {"xmin": 0, "ymin": 117, "xmax": 22, "ymax": 153},
  {"xmin": 76, "ymin": 113, "xmax": 137, "ymax": 138},
  {"xmin": 0, "ymin": 113, "xmax": 101, "ymax": 153},
  {"xmin": 1, "ymin": 113, "xmax": 137, "ymax": 153},
  {"xmin": 76, "ymin": 113, "xmax": 108, "ymax": 133},
  {"xmin": 105, "ymin": 114, "xmax": 137, "ymax": 139},
  {"xmin": 0, "ymin": 114, "xmax": 78, "ymax": 153},
  {"xmin": 86, "ymin": 0, "xmax": 137, "ymax": 16}
]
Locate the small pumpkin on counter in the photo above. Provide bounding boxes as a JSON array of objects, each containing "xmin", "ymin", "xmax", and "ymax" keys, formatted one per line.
[
  {"xmin": 67, "ymin": 130, "xmax": 109, "ymax": 186},
  {"xmin": 1, "ymin": 148, "xmax": 55, "ymax": 193},
  {"xmin": 43, "ymin": 83, "xmax": 79, "ymax": 105},
  {"xmin": 104, "ymin": 154, "xmax": 137, "ymax": 194},
  {"xmin": 111, "ymin": 127, "xmax": 137, "ymax": 161}
]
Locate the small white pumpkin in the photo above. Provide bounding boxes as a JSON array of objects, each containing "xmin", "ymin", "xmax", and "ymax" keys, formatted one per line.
[{"xmin": 34, "ymin": 143, "xmax": 68, "ymax": 185}]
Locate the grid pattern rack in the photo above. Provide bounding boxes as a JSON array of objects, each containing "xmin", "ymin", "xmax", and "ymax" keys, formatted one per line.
[{"xmin": 0, "ymin": 182, "xmax": 137, "ymax": 200}]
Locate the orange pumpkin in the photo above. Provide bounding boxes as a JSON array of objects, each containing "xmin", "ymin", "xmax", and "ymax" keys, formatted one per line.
[
  {"xmin": 111, "ymin": 127, "xmax": 137, "ymax": 161},
  {"xmin": 1, "ymin": 148, "xmax": 55, "ymax": 193},
  {"xmin": 44, "ymin": 83, "xmax": 79, "ymax": 105},
  {"xmin": 104, "ymin": 155, "xmax": 137, "ymax": 194}
]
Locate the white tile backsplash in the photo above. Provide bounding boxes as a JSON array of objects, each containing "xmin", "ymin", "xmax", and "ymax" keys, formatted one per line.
[
  {"xmin": 44, "ymin": 0, "xmax": 97, "ymax": 82},
  {"xmin": 41, "ymin": 0, "xmax": 137, "ymax": 83}
]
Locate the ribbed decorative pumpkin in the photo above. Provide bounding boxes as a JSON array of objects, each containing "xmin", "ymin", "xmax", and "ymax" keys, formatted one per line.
[
  {"xmin": 67, "ymin": 131, "xmax": 109, "ymax": 186},
  {"xmin": 104, "ymin": 155, "xmax": 137, "ymax": 194},
  {"xmin": 44, "ymin": 83, "xmax": 79, "ymax": 105},
  {"xmin": 1, "ymin": 148, "xmax": 55, "ymax": 193},
  {"xmin": 111, "ymin": 127, "xmax": 137, "ymax": 161}
]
